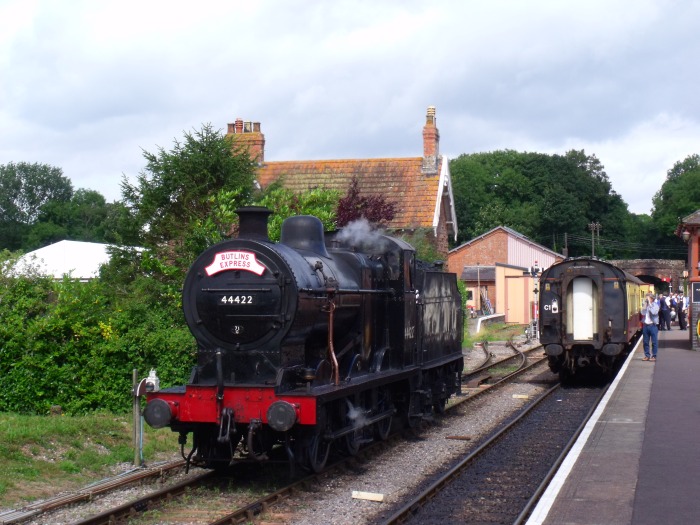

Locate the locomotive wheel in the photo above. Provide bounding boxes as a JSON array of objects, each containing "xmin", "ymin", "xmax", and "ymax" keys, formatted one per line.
[
  {"xmin": 408, "ymin": 415, "xmax": 425, "ymax": 436},
  {"xmin": 307, "ymin": 433, "xmax": 331, "ymax": 473},
  {"xmin": 343, "ymin": 428, "xmax": 362, "ymax": 456},
  {"xmin": 375, "ymin": 414, "xmax": 392, "ymax": 441},
  {"xmin": 339, "ymin": 399, "xmax": 362, "ymax": 456},
  {"xmin": 312, "ymin": 359, "xmax": 332, "ymax": 386},
  {"xmin": 374, "ymin": 389, "xmax": 393, "ymax": 441},
  {"xmin": 433, "ymin": 397, "xmax": 447, "ymax": 415}
]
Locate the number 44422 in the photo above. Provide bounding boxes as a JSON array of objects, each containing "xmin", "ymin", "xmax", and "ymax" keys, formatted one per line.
[{"xmin": 221, "ymin": 295, "xmax": 253, "ymax": 304}]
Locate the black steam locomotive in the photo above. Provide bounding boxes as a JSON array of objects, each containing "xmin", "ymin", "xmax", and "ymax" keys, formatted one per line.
[
  {"xmin": 144, "ymin": 207, "xmax": 464, "ymax": 472},
  {"xmin": 539, "ymin": 257, "xmax": 647, "ymax": 382}
]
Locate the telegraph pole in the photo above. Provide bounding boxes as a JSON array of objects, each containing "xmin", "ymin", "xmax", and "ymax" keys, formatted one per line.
[{"xmin": 588, "ymin": 221, "xmax": 601, "ymax": 257}]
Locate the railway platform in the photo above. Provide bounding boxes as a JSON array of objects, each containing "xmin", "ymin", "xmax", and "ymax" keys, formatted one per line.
[{"xmin": 526, "ymin": 327, "xmax": 700, "ymax": 525}]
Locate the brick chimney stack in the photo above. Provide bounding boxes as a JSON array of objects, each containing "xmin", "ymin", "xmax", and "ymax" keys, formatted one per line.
[
  {"xmin": 422, "ymin": 106, "xmax": 440, "ymax": 174},
  {"xmin": 227, "ymin": 118, "xmax": 265, "ymax": 163}
]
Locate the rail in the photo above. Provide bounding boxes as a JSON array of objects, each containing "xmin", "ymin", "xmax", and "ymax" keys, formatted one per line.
[{"xmin": 381, "ymin": 383, "xmax": 609, "ymax": 524}]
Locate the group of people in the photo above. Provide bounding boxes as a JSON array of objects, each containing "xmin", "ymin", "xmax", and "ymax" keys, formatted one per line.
[
  {"xmin": 640, "ymin": 290, "xmax": 689, "ymax": 361},
  {"xmin": 657, "ymin": 291, "xmax": 688, "ymax": 331}
]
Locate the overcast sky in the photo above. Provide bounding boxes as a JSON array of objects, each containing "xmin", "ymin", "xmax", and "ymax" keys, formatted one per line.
[{"xmin": 2, "ymin": 0, "xmax": 699, "ymax": 216}]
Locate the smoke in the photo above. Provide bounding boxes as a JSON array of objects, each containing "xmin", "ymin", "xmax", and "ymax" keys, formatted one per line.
[
  {"xmin": 345, "ymin": 398, "xmax": 368, "ymax": 430},
  {"xmin": 336, "ymin": 218, "xmax": 388, "ymax": 251}
]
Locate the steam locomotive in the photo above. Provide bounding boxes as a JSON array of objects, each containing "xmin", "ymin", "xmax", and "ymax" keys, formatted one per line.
[
  {"xmin": 144, "ymin": 207, "xmax": 464, "ymax": 472},
  {"xmin": 539, "ymin": 257, "xmax": 646, "ymax": 382}
]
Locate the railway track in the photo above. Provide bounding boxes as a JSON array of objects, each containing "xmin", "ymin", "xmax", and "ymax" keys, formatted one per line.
[
  {"xmin": 457, "ymin": 341, "xmax": 546, "ymax": 402},
  {"xmin": 5, "ymin": 342, "xmax": 546, "ymax": 525},
  {"xmin": 0, "ymin": 459, "xmax": 189, "ymax": 525},
  {"xmin": 72, "ymin": 469, "xmax": 219, "ymax": 525},
  {"xmin": 72, "ymin": 439, "xmax": 403, "ymax": 525},
  {"xmin": 380, "ymin": 382, "xmax": 608, "ymax": 524},
  {"xmin": 75, "ymin": 346, "xmax": 549, "ymax": 525}
]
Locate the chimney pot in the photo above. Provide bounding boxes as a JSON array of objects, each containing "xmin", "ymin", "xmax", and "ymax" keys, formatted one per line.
[
  {"xmin": 427, "ymin": 105, "xmax": 436, "ymax": 124},
  {"xmin": 422, "ymin": 106, "xmax": 440, "ymax": 174},
  {"xmin": 227, "ymin": 116, "xmax": 265, "ymax": 163}
]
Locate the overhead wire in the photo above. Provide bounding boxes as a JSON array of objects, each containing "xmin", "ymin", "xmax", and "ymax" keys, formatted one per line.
[
  {"xmin": 532, "ymin": 233, "xmax": 687, "ymax": 256},
  {"xmin": 565, "ymin": 234, "xmax": 686, "ymax": 254}
]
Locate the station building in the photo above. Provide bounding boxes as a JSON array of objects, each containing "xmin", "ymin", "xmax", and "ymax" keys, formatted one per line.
[
  {"xmin": 227, "ymin": 106, "xmax": 566, "ymax": 327},
  {"xmin": 448, "ymin": 227, "xmax": 565, "ymax": 324},
  {"xmin": 679, "ymin": 210, "xmax": 700, "ymax": 351},
  {"xmin": 227, "ymin": 106, "xmax": 458, "ymax": 261}
]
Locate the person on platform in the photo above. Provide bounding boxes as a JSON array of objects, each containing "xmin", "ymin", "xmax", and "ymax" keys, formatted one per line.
[
  {"xmin": 658, "ymin": 293, "xmax": 671, "ymax": 331},
  {"xmin": 670, "ymin": 293, "xmax": 678, "ymax": 326},
  {"xmin": 641, "ymin": 292, "xmax": 660, "ymax": 361},
  {"xmin": 678, "ymin": 291, "xmax": 688, "ymax": 330}
]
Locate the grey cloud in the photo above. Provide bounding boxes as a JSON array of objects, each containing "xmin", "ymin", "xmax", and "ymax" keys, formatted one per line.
[{"xmin": 1, "ymin": 0, "xmax": 700, "ymax": 215}]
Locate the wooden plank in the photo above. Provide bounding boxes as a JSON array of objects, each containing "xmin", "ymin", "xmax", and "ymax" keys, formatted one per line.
[{"xmin": 351, "ymin": 491, "xmax": 385, "ymax": 502}]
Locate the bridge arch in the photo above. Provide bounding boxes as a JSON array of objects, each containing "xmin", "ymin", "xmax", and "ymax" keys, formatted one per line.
[{"xmin": 609, "ymin": 259, "xmax": 687, "ymax": 293}]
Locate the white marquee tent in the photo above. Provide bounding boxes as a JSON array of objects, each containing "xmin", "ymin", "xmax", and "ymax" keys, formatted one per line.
[{"xmin": 13, "ymin": 240, "xmax": 112, "ymax": 281}]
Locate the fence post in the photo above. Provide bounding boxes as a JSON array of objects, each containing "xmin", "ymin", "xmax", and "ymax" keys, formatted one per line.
[{"xmin": 132, "ymin": 369, "xmax": 142, "ymax": 466}]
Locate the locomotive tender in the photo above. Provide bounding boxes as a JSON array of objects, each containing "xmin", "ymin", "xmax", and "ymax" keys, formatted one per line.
[
  {"xmin": 539, "ymin": 257, "xmax": 647, "ymax": 382},
  {"xmin": 144, "ymin": 207, "xmax": 464, "ymax": 471}
]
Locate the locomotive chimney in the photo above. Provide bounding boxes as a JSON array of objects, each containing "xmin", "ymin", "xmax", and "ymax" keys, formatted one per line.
[{"xmin": 235, "ymin": 206, "xmax": 272, "ymax": 241}]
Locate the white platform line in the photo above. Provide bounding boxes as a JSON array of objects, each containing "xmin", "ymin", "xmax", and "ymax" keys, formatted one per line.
[{"xmin": 524, "ymin": 336, "xmax": 644, "ymax": 525}]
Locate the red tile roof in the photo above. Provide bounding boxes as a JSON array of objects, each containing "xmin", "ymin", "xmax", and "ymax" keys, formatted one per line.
[{"xmin": 257, "ymin": 157, "xmax": 444, "ymax": 231}]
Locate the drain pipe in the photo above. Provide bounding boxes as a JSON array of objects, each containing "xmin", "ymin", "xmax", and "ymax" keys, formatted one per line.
[{"xmin": 327, "ymin": 300, "xmax": 340, "ymax": 386}]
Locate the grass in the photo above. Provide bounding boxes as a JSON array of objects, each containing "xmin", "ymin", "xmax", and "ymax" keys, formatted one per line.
[
  {"xmin": 464, "ymin": 321, "xmax": 527, "ymax": 349},
  {"xmin": 0, "ymin": 412, "xmax": 180, "ymax": 509},
  {"xmin": 489, "ymin": 365, "xmax": 521, "ymax": 375}
]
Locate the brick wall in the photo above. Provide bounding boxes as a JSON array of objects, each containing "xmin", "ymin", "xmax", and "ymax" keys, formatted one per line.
[
  {"xmin": 227, "ymin": 118, "xmax": 265, "ymax": 163},
  {"xmin": 447, "ymin": 230, "xmax": 510, "ymax": 272},
  {"xmin": 435, "ymin": 207, "xmax": 449, "ymax": 260},
  {"xmin": 421, "ymin": 106, "xmax": 440, "ymax": 174}
]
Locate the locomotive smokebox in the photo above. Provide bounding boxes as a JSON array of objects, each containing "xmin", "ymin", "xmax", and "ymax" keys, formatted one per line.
[{"xmin": 236, "ymin": 206, "xmax": 273, "ymax": 240}]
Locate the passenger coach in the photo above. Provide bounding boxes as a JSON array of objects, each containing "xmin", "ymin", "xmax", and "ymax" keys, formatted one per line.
[{"xmin": 538, "ymin": 257, "xmax": 648, "ymax": 382}]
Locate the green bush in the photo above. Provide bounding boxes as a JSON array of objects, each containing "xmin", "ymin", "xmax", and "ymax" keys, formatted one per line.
[{"xmin": 0, "ymin": 259, "xmax": 195, "ymax": 415}]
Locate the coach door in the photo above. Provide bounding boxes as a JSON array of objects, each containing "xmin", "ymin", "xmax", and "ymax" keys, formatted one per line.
[{"xmin": 570, "ymin": 277, "xmax": 596, "ymax": 340}]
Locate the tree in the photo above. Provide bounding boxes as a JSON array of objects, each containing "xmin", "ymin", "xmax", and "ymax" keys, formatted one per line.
[
  {"xmin": 121, "ymin": 123, "xmax": 258, "ymax": 273},
  {"xmin": 450, "ymin": 152, "xmax": 501, "ymax": 243},
  {"xmin": 0, "ymin": 162, "xmax": 73, "ymax": 250},
  {"xmin": 0, "ymin": 221, "xmax": 30, "ymax": 252},
  {"xmin": 336, "ymin": 177, "xmax": 396, "ymax": 228},
  {"xmin": 652, "ymin": 154, "xmax": 700, "ymax": 236},
  {"xmin": 253, "ymin": 181, "xmax": 339, "ymax": 241},
  {"xmin": 25, "ymin": 189, "xmax": 114, "ymax": 249},
  {"xmin": 450, "ymin": 149, "xmax": 643, "ymax": 258}
]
